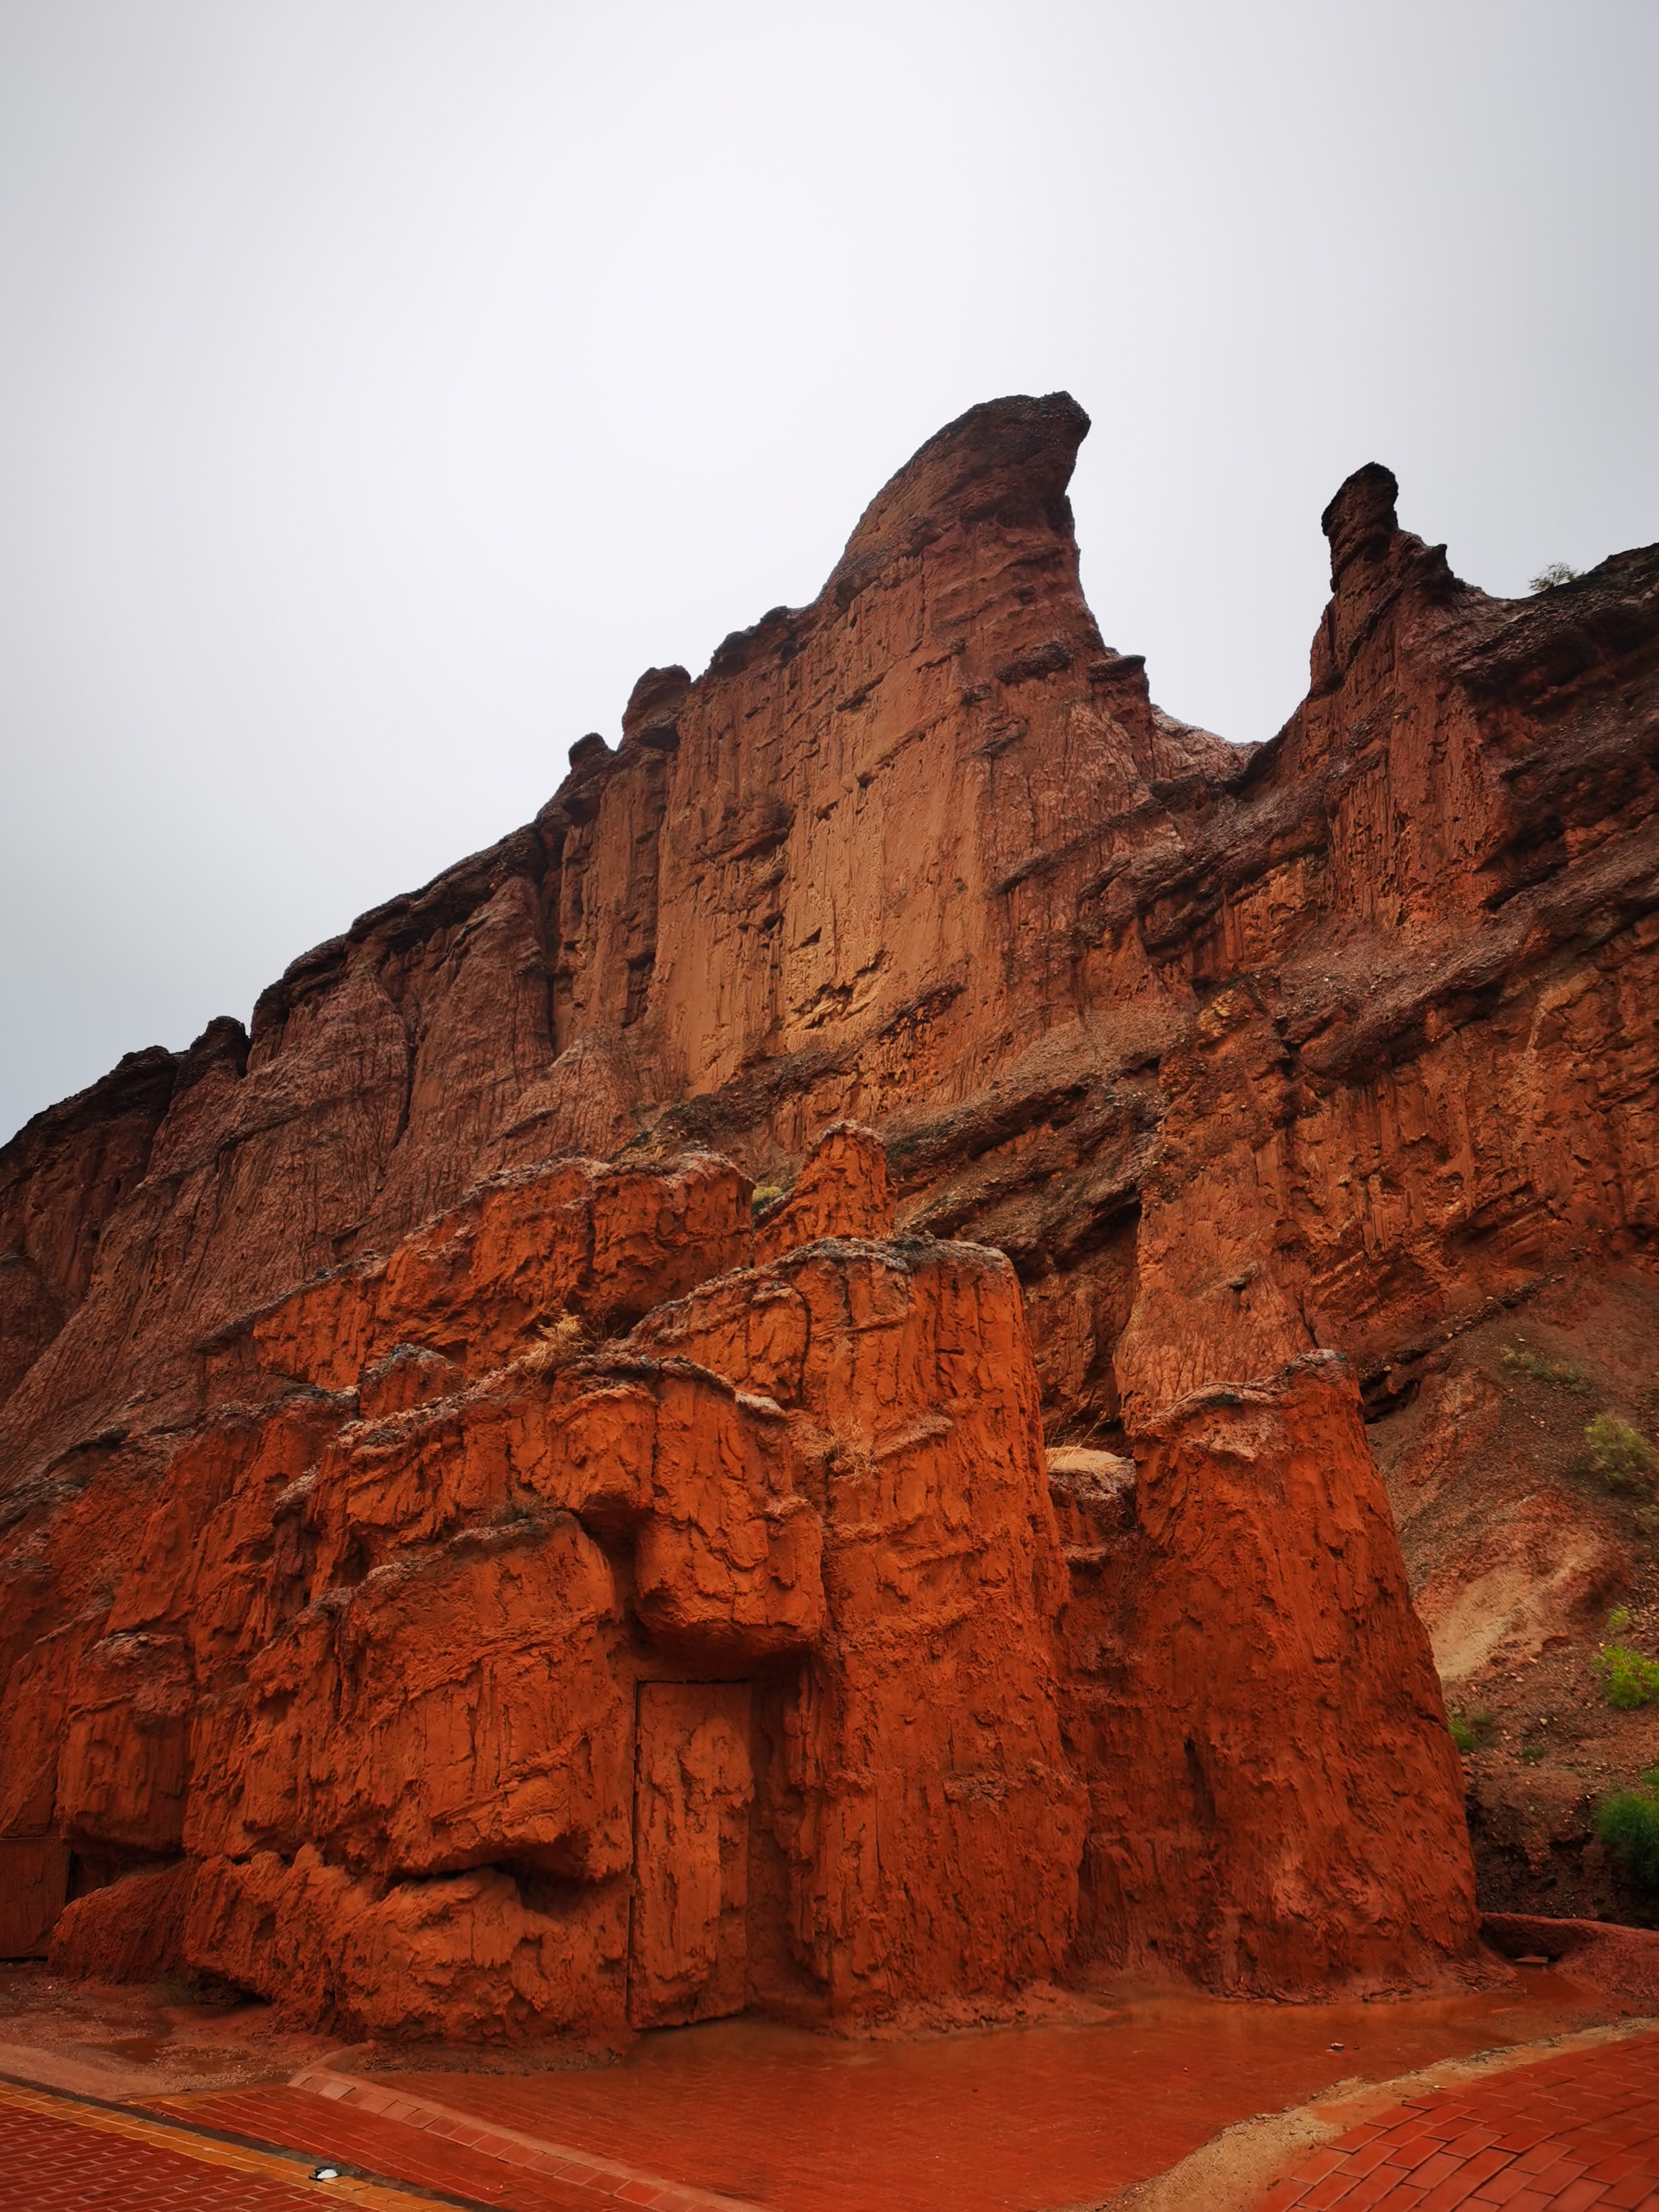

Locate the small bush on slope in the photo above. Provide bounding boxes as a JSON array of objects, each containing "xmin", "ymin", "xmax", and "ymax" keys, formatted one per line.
[
  {"xmin": 1594, "ymin": 1610, "xmax": 1659, "ymax": 1709},
  {"xmin": 1449, "ymin": 1707, "xmax": 1493, "ymax": 1753},
  {"xmin": 1586, "ymin": 1413, "xmax": 1656, "ymax": 1491},
  {"xmin": 1598, "ymin": 1768, "xmax": 1659, "ymax": 1890}
]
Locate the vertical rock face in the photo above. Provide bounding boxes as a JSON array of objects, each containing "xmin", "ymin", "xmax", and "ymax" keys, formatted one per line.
[
  {"xmin": 4, "ymin": 389, "xmax": 1656, "ymax": 2020},
  {"xmin": 1061, "ymin": 1362, "xmax": 1472, "ymax": 1989}
]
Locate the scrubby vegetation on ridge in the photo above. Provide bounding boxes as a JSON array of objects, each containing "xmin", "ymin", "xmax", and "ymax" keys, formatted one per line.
[{"xmin": 1501, "ymin": 1344, "xmax": 1590, "ymax": 1393}]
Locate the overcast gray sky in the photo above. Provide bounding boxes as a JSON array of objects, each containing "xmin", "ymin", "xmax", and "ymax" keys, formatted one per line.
[{"xmin": 3, "ymin": 1, "xmax": 1657, "ymax": 1145}]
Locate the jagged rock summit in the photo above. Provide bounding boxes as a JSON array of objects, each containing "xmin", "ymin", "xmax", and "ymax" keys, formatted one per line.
[{"xmin": 2, "ymin": 391, "xmax": 1657, "ymax": 2019}]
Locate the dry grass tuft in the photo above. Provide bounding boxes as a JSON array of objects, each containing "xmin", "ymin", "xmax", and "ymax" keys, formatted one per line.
[{"xmin": 521, "ymin": 1312, "xmax": 591, "ymax": 1376}]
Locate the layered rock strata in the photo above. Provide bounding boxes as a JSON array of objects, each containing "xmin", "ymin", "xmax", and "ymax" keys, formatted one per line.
[{"xmin": 5, "ymin": 386, "xmax": 1656, "ymax": 2013}]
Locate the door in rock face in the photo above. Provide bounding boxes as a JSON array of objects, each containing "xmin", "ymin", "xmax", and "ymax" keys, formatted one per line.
[
  {"xmin": 0, "ymin": 1840, "xmax": 70, "ymax": 1959},
  {"xmin": 629, "ymin": 1683, "xmax": 754, "ymax": 2029}
]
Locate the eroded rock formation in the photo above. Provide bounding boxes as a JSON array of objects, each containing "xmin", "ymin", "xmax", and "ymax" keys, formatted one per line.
[
  {"xmin": 10, "ymin": 1136, "xmax": 1081, "ymax": 2034},
  {"xmin": 4, "ymin": 1125, "xmax": 1464, "ymax": 2033},
  {"xmin": 4, "ymin": 388, "xmax": 1657, "ymax": 2023}
]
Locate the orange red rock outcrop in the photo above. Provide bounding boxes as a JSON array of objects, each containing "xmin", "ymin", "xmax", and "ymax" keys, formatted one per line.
[
  {"xmin": 14, "ymin": 1136, "xmax": 1091, "ymax": 2034},
  {"xmin": 4, "ymin": 389, "xmax": 1656, "ymax": 2025}
]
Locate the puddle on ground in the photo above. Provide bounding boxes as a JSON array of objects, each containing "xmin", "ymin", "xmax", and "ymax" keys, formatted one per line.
[
  {"xmin": 89, "ymin": 2041, "xmax": 246, "ymax": 2074},
  {"xmin": 95, "ymin": 2034, "xmax": 173, "ymax": 2064}
]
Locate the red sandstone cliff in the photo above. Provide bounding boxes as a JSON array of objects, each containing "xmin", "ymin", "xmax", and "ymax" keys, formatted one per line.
[{"xmin": 3, "ymin": 391, "xmax": 1657, "ymax": 2022}]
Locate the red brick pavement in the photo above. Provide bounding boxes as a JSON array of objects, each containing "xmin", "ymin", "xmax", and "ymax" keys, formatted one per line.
[
  {"xmin": 0, "ymin": 2078, "xmax": 375, "ymax": 2210},
  {"xmin": 175, "ymin": 2080, "xmax": 727, "ymax": 2211},
  {"xmin": 389, "ymin": 2003, "xmax": 1608, "ymax": 2212},
  {"xmin": 1259, "ymin": 2033, "xmax": 1659, "ymax": 2210},
  {"xmin": 9, "ymin": 2008, "xmax": 1656, "ymax": 2212}
]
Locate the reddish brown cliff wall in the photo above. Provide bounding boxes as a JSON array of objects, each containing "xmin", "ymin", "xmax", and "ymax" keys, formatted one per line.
[{"xmin": 4, "ymin": 388, "xmax": 1656, "ymax": 2005}]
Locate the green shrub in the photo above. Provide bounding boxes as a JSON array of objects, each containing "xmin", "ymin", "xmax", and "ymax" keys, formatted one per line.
[
  {"xmin": 751, "ymin": 1184, "xmax": 786, "ymax": 1215},
  {"xmin": 1586, "ymin": 1413, "xmax": 1656, "ymax": 1490},
  {"xmin": 1502, "ymin": 1346, "xmax": 1590, "ymax": 1393},
  {"xmin": 1529, "ymin": 561, "xmax": 1581, "ymax": 592},
  {"xmin": 1597, "ymin": 1768, "xmax": 1659, "ymax": 1889},
  {"xmin": 1449, "ymin": 1706, "xmax": 1493, "ymax": 1754},
  {"xmin": 1595, "ymin": 1642, "xmax": 1659, "ymax": 1709},
  {"xmin": 1520, "ymin": 1743, "xmax": 1546, "ymax": 1766}
]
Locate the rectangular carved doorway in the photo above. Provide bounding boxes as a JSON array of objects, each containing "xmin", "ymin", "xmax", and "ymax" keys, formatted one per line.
[{"xmin": 628, "ymin": 1682, "xmax": 754, "ymax": 2029}]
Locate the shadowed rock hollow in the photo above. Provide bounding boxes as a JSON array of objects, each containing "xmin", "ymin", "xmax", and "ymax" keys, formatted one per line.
[{"xmin": 2, "ymin": 390, "xmax": 1656, "ymax": 2023}]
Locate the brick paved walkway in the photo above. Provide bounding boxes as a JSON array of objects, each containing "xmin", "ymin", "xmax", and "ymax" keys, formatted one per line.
[
  {"xmin": 0, "ymin": 2074, "xmax": 444, "ymax": 2210},
  {"xmin": 381, "ymin": 1997, "xmax": 1628, "ymax": 2212},
  {"xmin": 1259, "ymin": 2033, "xmax": 1659, "ymax": 2210},
  {"xmin": 8, "ymin": 2005, "xmax": 1657, "ymax": 2212},
  {"xmin": 176, "ymin": 2076, "xmax": 745, "ymax": 2211}
]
